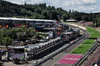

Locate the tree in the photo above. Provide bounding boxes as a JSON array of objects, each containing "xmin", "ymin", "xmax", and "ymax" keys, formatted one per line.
[
  {"xmin": 31, "ymin": 12, "xmax": 40, "ymax": 19},
  {"xmin": 89, "ymin": 12, "xmax": 93, "ymax": 21},
  {"xmin": 82, "ymin": 15, "xmax": 88, "ymax": 21},
  {"xmin": 42, "ymin": 10, "xmax": 47, "ymax": 18},
  {"xmin": 11, "ymin": 28, "xmax": 17, "ymax": 40},
  {"xmin": 21, "ymin": 8, "xmax": 27, "ymax": 14},
  {"xmin": 49, "ymin": 10, "xmax": 57, "ymax": 20},
  {"xmin": 97, "ymin": 17, "xmax": 100, "ymax": 27},
  {"xmin": 26, "ymin": 27, "xmax": 36, "ymax": 35},
  {"xmin": 2, "ymin": 37, "xmax": 13, "ymax": 48},
  {"xmin": 61, "ymin": 14, "xmax": 67, "ymax": 21},
  {"xmin": 38, "ymin": 15, "xmax": 45, "ymax": 19},
  {"xmin": 24, "ymin": 1, "xmax": 27, "ymax": 5},
  {"xmin": 2, "ymin": 37, "xmax": 13, "ymax": 60},
  {"xmin": 0, "ymin": 33, "xmax": 3, "ymax": 45},
  {"xmin": 1, "ymin": 28, "xmax": 7, "ymax": 37},
  {"xmin": 34, "ymin": 8, "xmax": 42, "ymax": 14},
  {"xmin": 17, "ymin": 32, "xmax": 23, "ymax": 41},
  {"xmin": 38, "ymin": 3, "xmax": 46, "ymax": 9}
]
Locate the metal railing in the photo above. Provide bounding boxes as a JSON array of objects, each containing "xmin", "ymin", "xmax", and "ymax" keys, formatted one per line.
[
  {"xmin": 29, "ymin": 31, "xmax": 85, "ymax": 66},
  {"xmin": 73, "ymin": 37, "xmax": 100, "ymax": 66}
]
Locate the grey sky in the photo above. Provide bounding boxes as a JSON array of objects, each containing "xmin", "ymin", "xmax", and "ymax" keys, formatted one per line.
[{"xmin": 6, "ymin": 0, "xmax": 100, "ymax": 13}]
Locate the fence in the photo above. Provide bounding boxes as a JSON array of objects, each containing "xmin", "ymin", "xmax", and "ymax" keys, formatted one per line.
[{"xmin": 73, "ymin": 37, "xmax": 100, "ymax": 66}]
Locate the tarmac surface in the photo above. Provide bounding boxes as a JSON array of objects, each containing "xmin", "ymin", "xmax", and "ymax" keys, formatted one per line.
[
  {"xmin": 3, "ymin": 24, "xmax": 90, "ymax": 66},
  {"xmin": 40, "ymin": 28, "xmax": 90, "ymax": 66}
]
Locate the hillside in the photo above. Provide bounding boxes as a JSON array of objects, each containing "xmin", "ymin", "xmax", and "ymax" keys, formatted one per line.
[{"xmin": 0, "ymin": 0, "xmax": 100, "ymax": 27}]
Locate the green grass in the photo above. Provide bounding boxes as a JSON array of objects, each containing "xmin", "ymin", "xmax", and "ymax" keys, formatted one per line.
[
  {"xmin": 87, "ymin": 27, "xmax": 100, "ymax": 38},
  {"xmin": 70, "ymin": 27, "xmax": 100, "ymax": 54},
  {"xmin": 71, "ymin": 45, "xmax": 93, "ymax": 54},
  {"xmin": 82, "ymin": 39, "xmax": 95, "ymax": 44}
]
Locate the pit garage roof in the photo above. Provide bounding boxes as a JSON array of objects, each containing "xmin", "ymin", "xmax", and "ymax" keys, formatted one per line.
[
  {"xmin": 25, "ymin": 37, "xmax": 61, "ymax": 49},
  {"xmin": 8, "ymin": 37, "xmax": 61, "ymax": 49}
]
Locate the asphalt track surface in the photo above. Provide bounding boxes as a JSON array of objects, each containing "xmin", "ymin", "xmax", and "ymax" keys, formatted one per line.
[{"xmin": 40, "ymin": 26, "xmax": 90, "ymax": 66}]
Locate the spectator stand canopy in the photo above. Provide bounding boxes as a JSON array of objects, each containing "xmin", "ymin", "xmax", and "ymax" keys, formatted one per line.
[{"xmin": 0, "ymin": 17, "xmax": 57, "ymax": 24}]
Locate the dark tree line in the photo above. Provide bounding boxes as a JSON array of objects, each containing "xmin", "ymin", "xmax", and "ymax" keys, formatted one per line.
[{"xmin": 0, "ymin": 0, "xmax": 100, "ymax": 27}]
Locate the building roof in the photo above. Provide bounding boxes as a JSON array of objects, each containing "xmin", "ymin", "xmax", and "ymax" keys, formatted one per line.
[
  {"xmin": 8, "ymin": 46, "xmax": 25, "ymax": 49},
  {"xmin": 11, "ymin": 53, "xmax": 24, "ymax": 59},
  {"xmin": 9, "ymin": 37, "xmax": 61, "ymax": 50},
  {"xmin": 43, "ymin": 28, "xmax": 56, "ymax": 30},
  {"xmin": 66, "ymin": 19, "xmax": 77, "ymax": 22},
  {"xmin": 0, "ymin": 46, "xmax": 7, "ymax": 51},
  {"xmin": 0, "ymin": 17, "xmax": 56, "ymax": 23}
]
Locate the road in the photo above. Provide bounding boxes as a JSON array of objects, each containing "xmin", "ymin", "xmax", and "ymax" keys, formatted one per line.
[{"xmin": 40, "ymin": 28, "xmax": 90, "ymax": 66}]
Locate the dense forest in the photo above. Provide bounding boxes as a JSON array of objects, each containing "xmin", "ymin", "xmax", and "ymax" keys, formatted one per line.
[{"xmin": 0, "ymin": 0, "xmax": 100, "ymax": 27}]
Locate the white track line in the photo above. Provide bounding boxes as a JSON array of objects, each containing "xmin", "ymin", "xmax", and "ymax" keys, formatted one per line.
[
  {"xmin": 50, "ymin": 23, "xmax": 89, "ymax": 65},
  {"xmin": 51, "ymin": 43, "xmax": 82, "ymax": 66},
  {"xmin": 51, "ymin": 53, "xmax": 69, "ymax": 66},
  {"xmin": 51, "ymin": 33, "xmax": 88, "ymax": 66}
]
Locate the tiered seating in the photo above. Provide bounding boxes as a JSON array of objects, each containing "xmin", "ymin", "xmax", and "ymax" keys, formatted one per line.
[{"xmin": 85, "ymin": 47, "xmax": 100, "ymax": 66}]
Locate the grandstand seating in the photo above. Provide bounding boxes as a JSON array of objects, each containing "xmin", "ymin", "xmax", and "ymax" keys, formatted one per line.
[{"xmin": 85, "ymin": 47, "xmax": 100, "ymax": 66}]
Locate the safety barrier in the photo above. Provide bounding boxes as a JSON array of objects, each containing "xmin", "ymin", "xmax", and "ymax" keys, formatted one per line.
[
  {"xmin": 73, "ymin": 37, "xmax": 100, "ymax": 66},
  {"xmin": 29, "ymin": 31, "xmax": 85, "ymax": 66}
]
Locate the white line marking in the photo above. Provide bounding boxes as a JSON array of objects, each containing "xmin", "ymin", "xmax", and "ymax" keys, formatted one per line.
[
  {"xmin": 51, "ymin": 43, "xmax": 82, "ymax": 66},
  {"xmin": 51, "ymin": 35, "xmax": 87, "ymax": 66},
  {"xmin": 51, "ymin": 53, "xmax": 69, "ymax": 66}
]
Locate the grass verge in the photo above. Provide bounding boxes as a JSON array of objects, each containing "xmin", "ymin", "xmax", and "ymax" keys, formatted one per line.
[
  {"xmin": 82, "ymin": 39, "xmax": 95, "ymax": 44},
  {"xmin": 87, "ymin": 27, "xmax": 100, "ymax": 38},
  {"xmin": 71, "ymin": 44, "xmax": 93, "ymax": 54}
]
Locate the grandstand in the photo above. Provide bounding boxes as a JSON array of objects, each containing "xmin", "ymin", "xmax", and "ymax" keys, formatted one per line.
[{"xmin": 84, "ymin": 47, "xmax": 100, "ymax": 66}]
